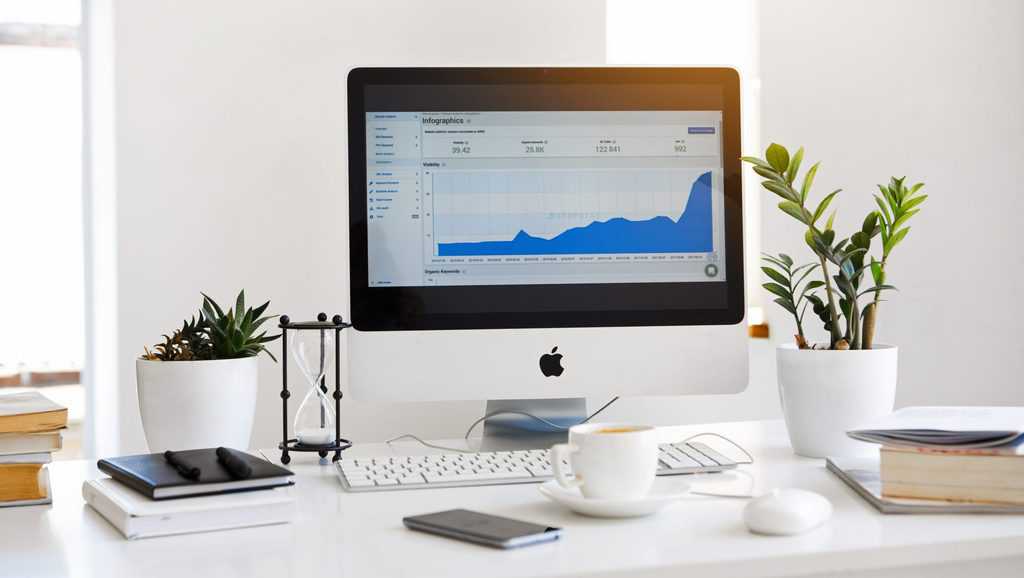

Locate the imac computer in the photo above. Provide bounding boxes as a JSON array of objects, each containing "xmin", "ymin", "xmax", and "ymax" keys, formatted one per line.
[{"xmin": 347, "ymin": 68, "xmax": 747, "ymax": 449}]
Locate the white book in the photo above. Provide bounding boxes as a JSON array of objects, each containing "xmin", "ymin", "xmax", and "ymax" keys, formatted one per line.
[
  {"xmin": 848, "ymin": 406, "xmax": 1024, "ymax": 449},
  {"xmin": 82, "ymin": 477, "xmax": 295, "ymax": 540},
  {"xmin": 0, "ymin": 431, "xmax": 63, "ymax": 456},
  {"xmin": 0, "ymin": 468, "xmax": 51, "ymax": 508},
  {"xmin": 0, "ymin": 452, "xmax": 52, "ymax": 465}
]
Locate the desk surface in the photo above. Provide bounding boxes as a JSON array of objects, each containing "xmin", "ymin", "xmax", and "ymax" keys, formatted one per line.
[{"xmin": 4, "ymin": 420, "xmax": 1024, "ymax": 578}]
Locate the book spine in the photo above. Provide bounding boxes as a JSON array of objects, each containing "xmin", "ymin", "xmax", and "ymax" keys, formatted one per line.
[
  {"xmin": 82, "ymin": 481, "xmax": 135, "ymax": 539},
  {"xmin": 880, "ymin": 451, "xmax": 1024, "ymax": 489},
  {"xmin": 882, "ymin": 481, "xmax": 1024, "ymax": 506},
  {"xmin": 96, "ymin": 460, "xmax": 156, "ymax": 499}
]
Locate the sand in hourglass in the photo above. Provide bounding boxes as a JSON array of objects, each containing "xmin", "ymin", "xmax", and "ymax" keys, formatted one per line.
[{"xmin": 297, "ymin": 428, "xmax": 333, "ymax": 445}]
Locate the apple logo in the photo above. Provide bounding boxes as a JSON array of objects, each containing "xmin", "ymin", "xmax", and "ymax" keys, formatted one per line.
[{"xmin": 539, "ymin": 346, "xmax": 564, "ymax": 377}]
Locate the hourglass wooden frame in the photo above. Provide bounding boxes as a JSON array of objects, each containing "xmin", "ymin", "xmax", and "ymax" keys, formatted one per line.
[{"xmin": 277, "ymin": 313, "xmax": 352, "ymax": 464}]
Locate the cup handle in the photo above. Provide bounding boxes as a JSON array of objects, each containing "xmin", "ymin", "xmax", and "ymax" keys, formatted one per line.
[{"xmin": 550, "ymin": 443, "xmax": 581, "ymax": 490}]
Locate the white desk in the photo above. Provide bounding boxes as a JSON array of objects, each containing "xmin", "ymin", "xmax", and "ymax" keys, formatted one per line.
[{"xmin": 3, "ymin": 420, "xmax": 1024, "ymax": 578}]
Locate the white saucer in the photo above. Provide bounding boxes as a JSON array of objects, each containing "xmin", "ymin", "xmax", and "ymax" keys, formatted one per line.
[{"xmin": 539, "ymin": 480, "xmax": 690, "ymax": 518}]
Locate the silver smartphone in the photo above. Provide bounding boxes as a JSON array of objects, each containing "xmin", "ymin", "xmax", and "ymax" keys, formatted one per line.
[{"xmin": 403, "ymin": 509, "xmax": 563, "ymax": 549}]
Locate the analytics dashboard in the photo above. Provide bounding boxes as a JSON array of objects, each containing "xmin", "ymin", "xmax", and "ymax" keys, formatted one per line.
[{"xmin": 365, "ymin": 110, "xmax": 727, "ymax": 287}]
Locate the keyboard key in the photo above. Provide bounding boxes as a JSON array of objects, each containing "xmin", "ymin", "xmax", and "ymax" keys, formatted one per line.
[
  {"xmin": 346, "ymin": 477, "xmax": 376, "ymax": 488},
  {"xmin": 689, "ymin": 442, "xmax": 734, "ymax": 467},
  {"xmin": 679, "ymin": 444, "xmax": 716, "ymax": 467}
]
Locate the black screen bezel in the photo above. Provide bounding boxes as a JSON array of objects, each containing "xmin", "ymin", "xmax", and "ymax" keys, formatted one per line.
[{"xmin": 348, "ymin": 67, "xmax": 744, "ymax": 331}]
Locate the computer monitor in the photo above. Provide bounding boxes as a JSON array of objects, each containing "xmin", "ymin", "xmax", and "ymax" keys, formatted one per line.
[{"xmin": 347, "ymin": 68, "xmax": 747, "ymax": 447}]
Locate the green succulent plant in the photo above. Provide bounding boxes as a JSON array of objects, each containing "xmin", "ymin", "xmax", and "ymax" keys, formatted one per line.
[
  {"xmin": 744, "ymin": 144, "xmax": 924, "ymax": 350},
  {"xmin": 201, "ymin": 291, "xmax": 280, "ymax": 361},
  {"xmin": 141, "ymin": 290, "xmax": 280, "ymax": 361},
  {"xmin": 143, "ymin": 316, "xmax": 213, "ymax": 361}
]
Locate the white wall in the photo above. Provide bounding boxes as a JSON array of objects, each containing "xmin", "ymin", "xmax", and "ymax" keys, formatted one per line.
[
  {"xmin": 107, "ymin": 0, "xmax": 608, "ymax": 454},
  {"xmin": 758, "ymin": 0, "xmax": 1024, "ymax": 405},
  {"xmin": 601, "ymin": 0, "xmax": 786, "ymax": 429},
  {"xmin": 101, "ymin": 0, "xmax": 1024, "ymax": 455}
]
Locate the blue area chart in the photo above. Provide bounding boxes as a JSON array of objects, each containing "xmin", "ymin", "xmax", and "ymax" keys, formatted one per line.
[{"xmin": 438, "ymin": 171, "xmax": 713, "ymax": 256}]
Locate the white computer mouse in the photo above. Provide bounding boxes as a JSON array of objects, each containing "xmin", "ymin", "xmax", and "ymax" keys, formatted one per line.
[{"xmin": 743, "ymin": 488, "xmax": 833, "ymax": 536}]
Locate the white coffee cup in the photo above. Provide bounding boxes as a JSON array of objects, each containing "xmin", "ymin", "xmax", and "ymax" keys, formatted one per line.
[{"xmin": 549, "ymin": 423, "xmax": 659, "ymax": 500}]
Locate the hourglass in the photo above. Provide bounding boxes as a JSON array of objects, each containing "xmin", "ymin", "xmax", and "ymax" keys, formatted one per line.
[{"xmin": 277, "ymin": 313, "xmax": 352, "ymax": 465}]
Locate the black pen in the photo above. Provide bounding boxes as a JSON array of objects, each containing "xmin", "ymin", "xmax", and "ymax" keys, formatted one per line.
[
  {"xmin": 164, "ymin": 450, "xmax": 201, "ymax": 481},
  {"xmin": 216, "ymin": 447, "xmax": 253, "ymax": 480}
]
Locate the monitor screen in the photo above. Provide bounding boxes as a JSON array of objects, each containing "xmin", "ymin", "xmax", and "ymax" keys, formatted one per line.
[
  {"xmin": 366, "ymin": 110, "xmax": 725, "ymax": 288},
  {"xmin": 348, "ymin": 68, "xmax": 743, "ymax": 331}
]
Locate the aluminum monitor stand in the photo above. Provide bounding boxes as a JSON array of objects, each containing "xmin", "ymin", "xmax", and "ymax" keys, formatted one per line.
[{"xmin": 479, "ymin": 398, "xmax": 586, "ymax": 451}]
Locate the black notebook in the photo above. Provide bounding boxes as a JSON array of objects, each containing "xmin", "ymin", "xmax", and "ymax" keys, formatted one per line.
[{"xmin": 98, "ymin": 449, "xmax": 294, "ymax": 500}]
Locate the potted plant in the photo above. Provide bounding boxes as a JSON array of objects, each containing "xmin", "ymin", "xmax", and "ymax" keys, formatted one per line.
[
  {"xmin": 137, "ymin": 291, "xmax": 279, "ymax": 452},
  {"xmin": 744, "ymin": 144, "xmax": 926, "ymax": 458}
]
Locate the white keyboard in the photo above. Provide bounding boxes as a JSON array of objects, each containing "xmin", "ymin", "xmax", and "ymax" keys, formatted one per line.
[{"xmin": 336, "ymin": 441, "xmax": 737, "ymax": 492}]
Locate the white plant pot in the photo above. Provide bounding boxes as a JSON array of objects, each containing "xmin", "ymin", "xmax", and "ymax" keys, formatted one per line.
[
  {"xmin": 136, "ymin": 357, "xmax": 259, "ymax": 453},
  {"xmin": 777, "ymin": 344, "xmax": 897, "ymax": 458}
]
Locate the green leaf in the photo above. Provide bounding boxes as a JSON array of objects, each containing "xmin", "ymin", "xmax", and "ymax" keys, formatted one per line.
[
  {"xmin": 763, "ymin": 180, "xmax": 799, "ymax": 202},
  {"xmin": 778, "ymin": 200, "xmax": 808, "ymax": 223},
  {"xmin": 762, "ymin": 266, "xmax": 790, "ymax": 286},
  {"xmin": 251, "ymin": 315, "xmax": 274, "ymax": 331},
  {"xmin": 803, "ymin": 279, "xmax": 825, "ymax": 292},
  {"xmin": 862, "ymin": 212, "xmax": 879, "ymax": 236},
  {"xmin": 850, "ymin": 231, "xmax": 869, "ymax": 249},
  {"xmin": 825, "ymin": 210, "xmax": 836, "ymax": 232},
  {"xmin": 235, "ymin": 290, "xmax": 245, "ymax": 319},
  {"xmin": 907, "ymin": 182, "xmax": 925, "ymax": 197},
  {"xmin": 873, "ymin": 195, "xmax": 892, "ymax": 226},
  {"xmin": 822, "ymin": 228, "xmax": 836, "ymax": 246},
  {"xmin": 901, "ymin": 194, "xmax": 927, "ymax": 213},
  {"xmin": 741, "ymin": 156, "xmax": 772, "ymax": 169},
  {"xmin": 240, "ymin": 308, "xmax": 253, "ymax": 334},
  {"xmin": 884, "ymin": 226, "xmax": 910, "ymax": 254},
  {"xmin": 858, "ymin": 284, "xmax": 897, "ymax": 298},
  {"xmin": 870, "ymin": 258, "xmax": 883, "ymax": 285},
  {"xmin": 890, "ymin": 208, "xmax": 919, "ymax": 232},
  {"xmin": 786, "ymin": 146, "xmax": 804, "ymax": 184},
  {"xmin": 761, "ymin": 254, "xmax": 791, "ymax": 272},
  {"xmin": 766, "ymin": 143, "xmax": 790, "ymax": 173},
  {"xmin": 779, "ymin": 253, "xmax": 794, "ymax": 267},
  {"xmin": 880, "ymin": 185, "xmax": 898, "ymax": 212},
  {"xmin": 773, "ymin": 297, "xmax": 797, "ymax": 315},
  {"xmin": 763, "ymin": 282, "xmax": 792, "ymax": 300},
  {"xmin": 752, "ymin": 165, "xmax": 784, "ymax": 182},
  {"xmin": 202, "ymin": 293, "xmax": 226, "ymax": 318},
  {"xmin": 812, "ymin": 190, "xmax": 840, "ymax": 225},
  {"xmin": 250, "ymin": 301, "xmax": 270, "ymax": 321},
  {"xmin": 800, "ymin": 162, "xmax": 819, "ymax": 204}
]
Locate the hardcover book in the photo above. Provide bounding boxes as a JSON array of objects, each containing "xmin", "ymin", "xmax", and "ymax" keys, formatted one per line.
[
  {"xmin": 0, "ymin": 392, "xmax": 68, "ymax": 434},
  {"xmin": 98, "ymin": 449, "xmax": 294, "ymax": 499}
]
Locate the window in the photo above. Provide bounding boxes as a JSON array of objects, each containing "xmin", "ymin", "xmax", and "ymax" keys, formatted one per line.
[{"xmin": 0, "ymin": 1, "xmax": 85, "ymax": 458}]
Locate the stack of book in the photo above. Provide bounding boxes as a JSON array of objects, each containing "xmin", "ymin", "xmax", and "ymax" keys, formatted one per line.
[
  {"xmin": 833, "ymin": 406, "xmax": 1024, "ymax": 512},
  {"xmin": 84, "ymin": 447, "xmax": 296, "ymax": 539},
  {"xmin": 0, "ymin": 391, "xmax": 67, "ymax": 508}
]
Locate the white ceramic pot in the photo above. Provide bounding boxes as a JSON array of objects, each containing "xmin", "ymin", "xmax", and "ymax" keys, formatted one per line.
[
  {"xmin": 136, "ymin": 357, "xmax": 259, "ymax": 453},
  {"xmin": 776, "ymin": 344, "xmax": 897, "ymax": 458}
]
